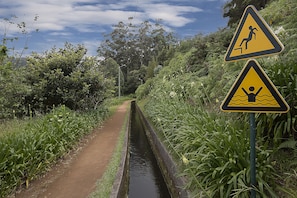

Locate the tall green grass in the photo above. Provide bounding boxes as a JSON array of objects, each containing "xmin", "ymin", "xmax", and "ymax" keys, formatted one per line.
[
  {"xmin": 0, "ymin": 119, "xmax": 28, "ymax": 137},
  {"xmin": 134, "ymin": 0, "xmax": 297, "ymax": 195},
  {"xmin": 135, "ymin": 50, "xmax": 280, "ymax": 197},
  {"xmin": 0, "ymin": 105, "xmax": 109, "ymax": 198},
  {"xmin": 143, "ymin": 95, "xmax": 278, "ymax": 197},
  {"xmin": 256, "ymin": 56, "xmax": 297, "ymax": 146}
]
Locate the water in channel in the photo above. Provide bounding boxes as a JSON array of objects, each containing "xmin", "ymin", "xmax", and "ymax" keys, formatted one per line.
[{"xmin": 128, "ymin": 105, "xmax": 171, "ymax": 198}]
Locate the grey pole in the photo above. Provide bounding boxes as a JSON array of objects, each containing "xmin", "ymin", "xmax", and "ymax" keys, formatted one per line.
[
  {"xmin": 118, "ymin": 66, "xmax": 121, "ymax": 98},
  {"xmin": 118, "ymin": 65, "xmax": 126, "ymax": 98},
  {"xmin": 250, "ymin": 112, "xmax": 256, "ymax": 198}
]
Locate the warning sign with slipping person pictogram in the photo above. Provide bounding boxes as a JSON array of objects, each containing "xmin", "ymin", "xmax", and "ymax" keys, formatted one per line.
[
  {"xmin": 220, "ymin": 59, "xmax": 289, "ymax": 113},
  {"xmin": 225, "ymin": 5, "xmax": 284, "ymax": 62}
]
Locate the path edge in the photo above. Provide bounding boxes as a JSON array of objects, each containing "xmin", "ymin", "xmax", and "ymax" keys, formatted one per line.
[{"xmin": 109, "ymin": 101, "xmax": 131, "ymax": 198}]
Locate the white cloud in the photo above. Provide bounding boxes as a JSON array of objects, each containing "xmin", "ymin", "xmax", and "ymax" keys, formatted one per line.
[
  {"xmin": 0, "ymin": 0, "xmax": 202, "ymax": 34},
  {"xmin": 49, "ymin": 32, "xmax": 73, "ymax": 36},
  {"xmin": 142, "ymin": 3, "xmax": 201, "ymax": 27}
]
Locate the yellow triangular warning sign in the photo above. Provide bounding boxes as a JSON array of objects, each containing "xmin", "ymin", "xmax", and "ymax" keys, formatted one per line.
[
  {"xmin": 220, "ymin": 60, "xmax": 289, "ymax": 113},
  {"xmin": 225, "ymin": 5, "xmax": 284, "ymax": 62}
]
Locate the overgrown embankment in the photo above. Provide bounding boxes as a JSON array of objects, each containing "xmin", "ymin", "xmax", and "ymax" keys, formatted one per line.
[{"xmin": 136, "ymin": 0, "xmax": 297, "ymax": 197}]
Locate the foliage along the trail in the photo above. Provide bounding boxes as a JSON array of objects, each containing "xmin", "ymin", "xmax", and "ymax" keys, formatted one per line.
[
  {"xmin": 136, "ymin": 0, "xmax": 297, "ymax": 196},
  {"xmin": 25, "ymin": 43, "xmax": 114, "ymax": 113},
  {"xmin": 0, "ymin": 105, "xmax": 110, "ymax": 197},
  {"xmin": 0, "ymin": 0, "xmax": 296, "ymax": 197},
  {"xmin": 0, "ymin": 43, "xmax": 114, "ymax": 119}
]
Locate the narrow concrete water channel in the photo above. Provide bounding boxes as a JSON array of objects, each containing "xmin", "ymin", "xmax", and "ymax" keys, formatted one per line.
[{"xmin": 128, "ymin": 103, "xmax": 171, "ymax": 198}]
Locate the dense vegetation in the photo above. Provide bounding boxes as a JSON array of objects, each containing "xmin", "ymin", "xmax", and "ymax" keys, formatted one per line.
[
  {"xmin": 0, "ymin": 0, "xmax": 296, "ymax": 197},
  {"xmin": 0, "ymin": 43, "xmax": 115, "ymax": 119},
  {"xmin": 135, "ymin": 0, "xmax": 296, "ymax": 197},
  {"xmin": 0, "ymin": 105, "xmax": 110, "ymax": 197}
]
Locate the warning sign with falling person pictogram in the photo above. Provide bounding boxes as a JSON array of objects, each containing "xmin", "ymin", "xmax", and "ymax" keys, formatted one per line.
[{"xmin": 225, "ymin": 5, "xmax": 284, "ymax": 62}]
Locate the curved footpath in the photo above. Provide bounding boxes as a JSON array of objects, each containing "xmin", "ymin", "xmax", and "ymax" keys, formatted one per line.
[{"xmin": 12, "ymin": 101, "xmax": 130, "ymax": 198}]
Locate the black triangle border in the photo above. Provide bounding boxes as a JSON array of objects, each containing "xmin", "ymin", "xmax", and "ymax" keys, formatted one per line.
[
  {"xmin": 225, "ymin": 5, "xmax": 284, "ymax": 62},
  {"xmin": 221, "ymin": 60, "xmax": 289, "ymax": 112}
]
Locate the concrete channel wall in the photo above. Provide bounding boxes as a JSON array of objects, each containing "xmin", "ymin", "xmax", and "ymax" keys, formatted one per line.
[
  {"xmin": 135, "ymin": 102, "xmax": 189, "ymax": 198},
  {"xmin": 111, "ymin": 101, "xmax": 189, "ymax": 198}
]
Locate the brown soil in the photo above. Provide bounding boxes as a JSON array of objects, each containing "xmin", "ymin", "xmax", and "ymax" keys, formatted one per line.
[{"xmin": 11, "ymin": 101, "xmax": 130, "ymax": 198}]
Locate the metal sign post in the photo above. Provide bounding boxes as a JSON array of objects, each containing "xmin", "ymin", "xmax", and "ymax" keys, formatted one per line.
[{"xmin": 249, "ymin": 113, "xmax": 256, "ymax": 198}]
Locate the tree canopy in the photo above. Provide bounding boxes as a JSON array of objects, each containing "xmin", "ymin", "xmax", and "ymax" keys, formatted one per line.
[
  {"xmin": 97, "ymin": 18, "xmax": 177, "ymax": 94},
  {"xmin": 223, "ymin": 0, "xmax": 271, "ymax": 26}
]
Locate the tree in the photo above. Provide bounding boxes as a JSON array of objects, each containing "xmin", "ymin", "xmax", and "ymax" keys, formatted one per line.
[
  {"xmin": 146, "ymin": 58, "xmax": 158, "ymax": 80},
  {"xmin": 223, "ymin": 0, "xmax": 271, "ymax": 26},
  {"xmin": 0, "ymin": 50, "xmax": 29, "ymax": 118},
  {"xmin": 24, "ymin": 43, "xmax": 114, "ymax": 113},
  {"xmin": 0, "ymin": 15, "xmax": 39, "ymax": 119},
  {"xmin": 97, "ymin": 58, "xmax": 119, "ymax": 96},
  {"xmin": 97, "ymin": 18, "xmax": 177, "ymax": 94},
  {"xmin": 124, "ymin": 65, "xmax": 147, "ymax": 94},
  {"xmin": 99, "ymin": 58, "xmax": 119, "ymax": 79}
]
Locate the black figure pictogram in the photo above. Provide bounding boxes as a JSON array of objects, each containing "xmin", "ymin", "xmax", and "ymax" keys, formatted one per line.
[
  {"xmin": 242, "ymin": 86, "xmax": 263, "ymax": 102},
  {"xmin": 240, "ymin": 26, "xmax": 258, "ymax": 50}
]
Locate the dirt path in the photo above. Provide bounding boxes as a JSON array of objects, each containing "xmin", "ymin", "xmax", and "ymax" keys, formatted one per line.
[{"xmin": 13, "ymin": 101, "xmax": 130, "ymax": 198}]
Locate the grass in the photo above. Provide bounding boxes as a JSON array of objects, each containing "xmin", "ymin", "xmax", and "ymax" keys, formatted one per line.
[
  {"xmin": 0, "ymin": 119, "xmax": 31, "ymax": 137},
  {"xmin": 89, "ymin": 101, "xmax": 130, "ymax": 198},
  {"xmin": 272, "ymin": 146, "xmax": 297, "ymax": 197},
  {"xmin": 104, "ymin": 96, "xmax": 133, "ymax": 115},
  {"xmin": 0, "ymin": 96, "xmax": 132, "ymax": 198},
  {"xmin": 0, "ymin": 105, "xmax": 110, "ymax": 197},
  {"xmin": 139, "ymin": 89, "xmax": 279, "ymax": 197},
  {"xmin": 132, "ymin": 46, "xmax": 295, "ymax": 196}
]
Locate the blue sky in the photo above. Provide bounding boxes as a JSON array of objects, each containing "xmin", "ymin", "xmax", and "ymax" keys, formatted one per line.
[{"xmin": 0, "ymin": 0, "xmax": 229, "ymax": 56}]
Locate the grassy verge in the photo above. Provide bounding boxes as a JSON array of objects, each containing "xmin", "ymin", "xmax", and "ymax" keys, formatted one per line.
[
  {"xmin": 89, "ymin": 101, "xmax": 130, "ymax": 198},
  {"xmin": 0, "ymin": 119, "xmax": 33, "ymax": 137},
  {"xmin": 0, "ymin": 105, "xmax": 111, "ymax": 197},
  {"xmin": 0, "ymin": 96, "xmax": 132, "ymax": 198},
  {"xmin": 139, "ymin": 94, "xmax": 280, "ymax": 197}
]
